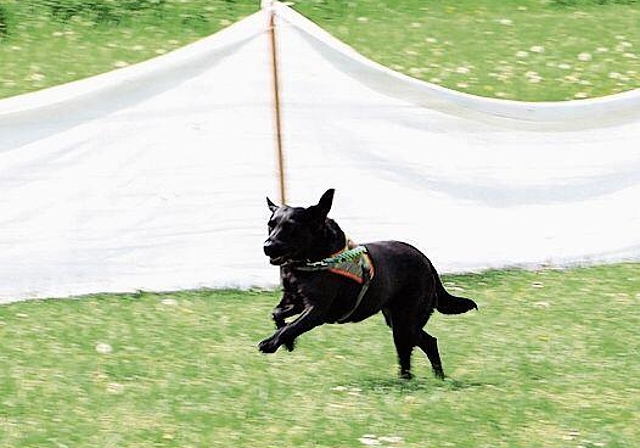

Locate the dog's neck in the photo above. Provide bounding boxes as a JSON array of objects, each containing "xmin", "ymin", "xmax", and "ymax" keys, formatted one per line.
[{"xmin": 306, "ymin": 218, "xmax": 348, "ymax": 262}]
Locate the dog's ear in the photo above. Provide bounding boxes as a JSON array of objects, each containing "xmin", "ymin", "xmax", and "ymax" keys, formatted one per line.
[
  {"xmin": 267, "ymin": 196, "xmax": 278, "ymax": 213},
  {"xmin": 307, "ymin": 188, "xmax": 335, "ymax": 221}
]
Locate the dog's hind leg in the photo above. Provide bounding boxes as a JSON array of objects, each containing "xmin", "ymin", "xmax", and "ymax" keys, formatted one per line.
[
  {"xmin": 383, "ymin": 308, "xmax": 413, "ymax": 378},
  {"xmin": 393, "ymin": 327, "xmax": 416, "ymax": 380},
  {"xmin": 382, "ymin": 308, "xmax": 393, "ymax": 328},
  {"xmin": 387, "ymin": 308, "xmax": 416, "ymax": 380},
  {"xmin": 416, "ymin": 330, "xmax": 445, "ymax": 380}
]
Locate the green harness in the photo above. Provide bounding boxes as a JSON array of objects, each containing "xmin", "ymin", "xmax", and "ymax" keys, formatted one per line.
[{"xmin": 293, "ymin": 245, "xmax": 375, "ymax": 323}]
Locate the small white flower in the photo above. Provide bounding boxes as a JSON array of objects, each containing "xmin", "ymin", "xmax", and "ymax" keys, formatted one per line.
[
  {"xmin": 456, "ymin": 66, "xmax": 470, "ymax": 74},
  {"xmin": 132, "ymin": 45, "xmax": 145, "ymax": 51},
  {"xmin": 425, "ymin": 37, "xmax": 438, "ymax": 44},
  {"xmin": 525, "ymin": 71, "xmax": 543, "ymax": 84},
  {"xmin": 456, "ymin": 82, "xmax": 469, "ymax": 88},
  {"xmin": 161, "ymin": 298, "xmax": 178, "ymax": 306},
  {"xmin": 530, "ymin": 45, "xmax": 545, "ymax": 53},
  {"xmin": 107, "ymin": 382, "xmax": 124, "ymax": 394},
  {"xmin": 574, "ymin": 92, "xmax": 589, "ymax": 99},
  {"xmin": 558, "ymin": 63, "xmax": 572, "ymax": 70},
  {"xmin": 29, "ymin": 73, "xmax": 45, "ymax": 82},
  {"xmin": 96, "ymin": 343, "xmax": 113, "ymax": 354},
  {"xmin": 113, "ymin": 61, "xmax": 129, "ymax": 68},
  {"xmin": 515, "ymin": 50, "xmax": 529, "ymax": 58},
  {"xmin": 623, "ymin": 52, "xmax": 637, "ymax": 59},
  {"xmin": 499, "ymin": 18, "xmax": 513, "ymax": 25},
  {"xmin": 380, "ymin": 436, "xmax": 404, "ymax": 443},
  {"xmin": 358, "ymin": 436, "xmax": 381, "ymax": 446},
  {"xmin": 577, "ymin": 52, "xmax": 592, "ymax": 62},
  {"xmin": 357, "ymin": 16, "xmax": 369, "ymax": 23},
  {"xmin": 596, "ymin": 47, "xmax": 608, "ymax": 53}
]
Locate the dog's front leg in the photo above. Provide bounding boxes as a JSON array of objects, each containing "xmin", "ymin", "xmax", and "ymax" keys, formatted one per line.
[
  {"xmin": 272, "ymin": 301, "xmax": 304, "ymax": 352},
  {"xmin": 259, "ymin": 304, "xmax": 327, "ymax": 354},
  {"xmin": 272, "ymin": 302, "xmax": 303, "ymax": 329}
]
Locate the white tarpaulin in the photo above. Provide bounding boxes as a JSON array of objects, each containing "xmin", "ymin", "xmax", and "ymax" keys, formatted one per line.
[{"xmin": 1, "ymin": 1, "xmax": 639, "ymax": 302}]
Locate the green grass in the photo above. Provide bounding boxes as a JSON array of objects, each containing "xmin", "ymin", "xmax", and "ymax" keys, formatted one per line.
[
  {"xmin": 0, "ymin": 0, "xmax": 256, "ymax": 99},
  {"xmin": 0, "ymin": 0, "xmax": 639, "ymax": 100},
  {"xmin": 293, "ymin": 0, "xmax": 640, "ymax": 101},
  {"xmin": 1, "ymin": 263, "xmax": 639, "ymax": 447}
]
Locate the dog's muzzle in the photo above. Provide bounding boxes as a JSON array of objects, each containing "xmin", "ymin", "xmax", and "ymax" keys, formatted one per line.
[{"xmin": 263, "ymin": 240, "xmax": 287, "ymax": 265}]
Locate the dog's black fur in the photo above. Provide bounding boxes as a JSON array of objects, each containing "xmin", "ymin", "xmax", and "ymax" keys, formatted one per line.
[{"xmin": 259, "ymin": 189, "xmax": 477, "ymax": 379}]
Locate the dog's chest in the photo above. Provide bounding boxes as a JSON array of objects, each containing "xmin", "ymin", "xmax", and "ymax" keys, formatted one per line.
[{"xmin": 280, "ymin": 254, "xmax": 375, "ymax": 323}]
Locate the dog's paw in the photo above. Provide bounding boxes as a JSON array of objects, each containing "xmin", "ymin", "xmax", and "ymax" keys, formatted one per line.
[
  {"xmin": 399, "ymin": 370, "xmax": 414, "ymax": 381},
  {"xmin": 284, "ymin": 339, "xmax": 296, "ymax": 352},
  {"xmin": 258, "ymin": 336, "xmax": 280, "ymax": 354}
]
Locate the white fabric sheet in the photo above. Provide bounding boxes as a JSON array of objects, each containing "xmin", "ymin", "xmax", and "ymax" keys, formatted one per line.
[{"xmin": 1, "ymin": 2, "xmax": 639, "ymax": 302}]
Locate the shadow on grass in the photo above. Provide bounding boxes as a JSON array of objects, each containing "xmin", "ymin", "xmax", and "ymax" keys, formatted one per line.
[{"xmin": 346, "ymin": 376, "xmax": 490, "ymax": 394}]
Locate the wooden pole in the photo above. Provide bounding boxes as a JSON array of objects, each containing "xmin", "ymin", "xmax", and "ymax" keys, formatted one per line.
[{"xmin": 268, "ymin": 4, "xmax": 287, "ymax": 205}]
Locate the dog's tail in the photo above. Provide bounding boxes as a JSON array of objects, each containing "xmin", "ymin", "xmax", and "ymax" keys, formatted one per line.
[{"xmin": 432, "ymin": 265, "xmax": 478, "ymax": 315}]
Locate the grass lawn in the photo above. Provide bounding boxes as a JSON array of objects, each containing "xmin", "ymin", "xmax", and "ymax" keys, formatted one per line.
[
  {"xmin": 1, "ymin": 263, "xmax": 639, "ymax": 447},
  {"xmin": 0, "ymin": 0, "xmax": 639, "ymax": 100}
]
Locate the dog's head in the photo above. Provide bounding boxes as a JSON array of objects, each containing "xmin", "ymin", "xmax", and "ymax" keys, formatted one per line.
[{"xmin": 263, "ymin": 189, "xmax": 335, "ymax": 265}]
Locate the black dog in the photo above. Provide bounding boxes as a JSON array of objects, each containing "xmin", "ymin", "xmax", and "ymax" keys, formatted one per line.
[{"xmin": 259, "ymin": 189, "xmax": 477, "ymax": 379}]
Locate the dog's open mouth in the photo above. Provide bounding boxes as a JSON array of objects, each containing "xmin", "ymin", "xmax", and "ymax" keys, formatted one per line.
[{"xmin": 269, "ymin": 255, "xmax": 288, "ymax": 266}]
